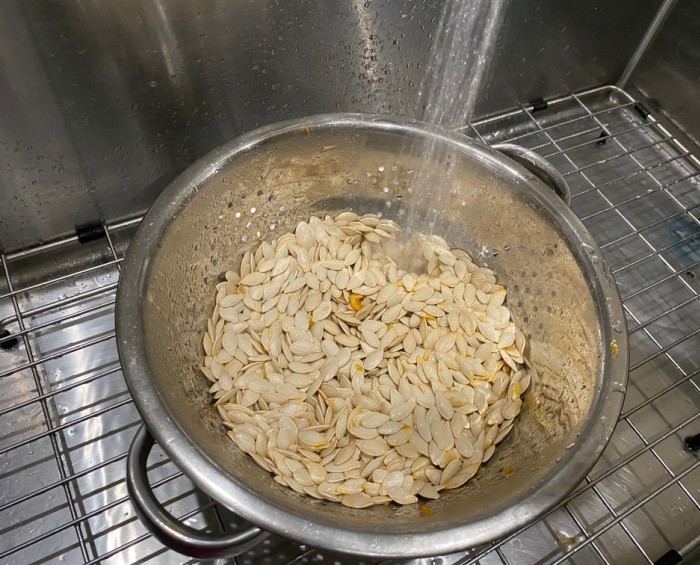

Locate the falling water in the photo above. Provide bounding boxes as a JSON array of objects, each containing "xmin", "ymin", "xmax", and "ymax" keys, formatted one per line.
[{"xmin": 401, "ymin": 0, "xmax": 506, "ymax": 238}]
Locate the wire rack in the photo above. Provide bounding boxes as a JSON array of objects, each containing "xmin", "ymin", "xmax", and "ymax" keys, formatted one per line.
[{"xmin": 1, "ymin": 85, "xmax": 698, "ymax": 565}]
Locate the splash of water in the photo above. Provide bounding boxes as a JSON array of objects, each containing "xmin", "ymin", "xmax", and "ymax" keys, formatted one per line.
[
  {"xmin": 420, "ymin": 0, "xmax": 505, "ymax": 127},
  {"xmin": 401, "ymin": 0, "xmax": 505, "ymax": 238}
]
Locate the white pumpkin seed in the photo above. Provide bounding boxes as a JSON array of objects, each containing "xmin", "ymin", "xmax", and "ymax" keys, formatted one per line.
[
  {"xmin": 418, "ymin": 483, "xmax": 441, "ymax": 499},
  {"xmin": 357, "ymin": 437, "xmax": 389, "ymax": 457},
  {"xmin": 241, "ymin": 272, "xmax": 268, "ymax": 286},
  {"xmin": 341, "ymin": 492, "xmax": 373, "ymax": 508}
]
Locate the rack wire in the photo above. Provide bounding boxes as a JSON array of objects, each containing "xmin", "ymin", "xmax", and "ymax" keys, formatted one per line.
[{"xmin": 0, "ymin": 85, "xmax": 698, "ymax": 565}]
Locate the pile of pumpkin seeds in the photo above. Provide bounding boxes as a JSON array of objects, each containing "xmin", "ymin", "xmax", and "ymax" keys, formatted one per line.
[{"xmin": 201, "ymin": 212, "xmax": 529, "ymax": 508}]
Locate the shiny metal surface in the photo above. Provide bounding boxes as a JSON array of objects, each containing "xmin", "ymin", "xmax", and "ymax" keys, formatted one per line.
[
  {"xmin": 492, "ymin": 143, "xmax": 572, "ymax": 205},
  {"xmin": 0, "ymin": 0, "xmax": 663, "ymax": 252},
  {"xmin": 127, "ymin": 425, "xmax": 268, "ymax": 558},
  {"xmin": 617, "ymin": 0, "xmax": 678, "ymax": 88},
  {"xmin": 115, "ymin": 113, "xmax": 626, "ymax": 557},
  {"xmin": 628, "ymin": 0, "xmax": 700, "ymax": 146},
  {"xmin": 0, "ymin": 86, "xmax": 698, "ymax": 563}
]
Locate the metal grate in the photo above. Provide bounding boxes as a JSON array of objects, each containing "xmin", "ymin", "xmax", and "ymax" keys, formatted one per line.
[{"xmin": 1, "ymin": 85, "xmax": 698, "ymax": 565}]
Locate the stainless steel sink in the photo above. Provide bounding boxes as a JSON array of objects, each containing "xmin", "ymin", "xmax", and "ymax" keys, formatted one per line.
[
  {"xmin": 1, "ymin": 85, "xmax": 698, "ymax": 564},
  {"xmin": 0, "ymin": 0, "xmax": 698, "ymax": 562}
]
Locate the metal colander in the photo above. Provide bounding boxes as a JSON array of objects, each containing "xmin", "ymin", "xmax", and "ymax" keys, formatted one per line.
[{"xmin": 116, "ymin": 114, "xmax": 628, "ymax": 558}]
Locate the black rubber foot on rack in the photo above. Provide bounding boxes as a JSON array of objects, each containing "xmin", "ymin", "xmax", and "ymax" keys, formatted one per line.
[
  {"xmin": 655, "ymin": 549, "xmax": 682, "ymax": 565},
  {"xmin": 0, "ymin": 329, "xmax": 19, "ymax": 350},
  {"xmin": 529, "ymin": 97, "xmax": 548, "ymax": 112},
  {"xmin": 633, "ymin": 102, "xmax": 651, "ymax": 120},
  {"xmin": 76, "ymin": 223, "xmax": 106, "ymax": 244},
  {"xmin": 683, "ymin": 433, "xmax": 700, "ymax": 452}
]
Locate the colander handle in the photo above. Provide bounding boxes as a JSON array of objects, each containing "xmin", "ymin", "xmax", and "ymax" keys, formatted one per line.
[
  {"xmin": 126, "ymin": 425, "xmax": 269, "ymax": 558},
  {"xmin": 493, "ymin": 143, "xmax": 572, "ymax": 205}
]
